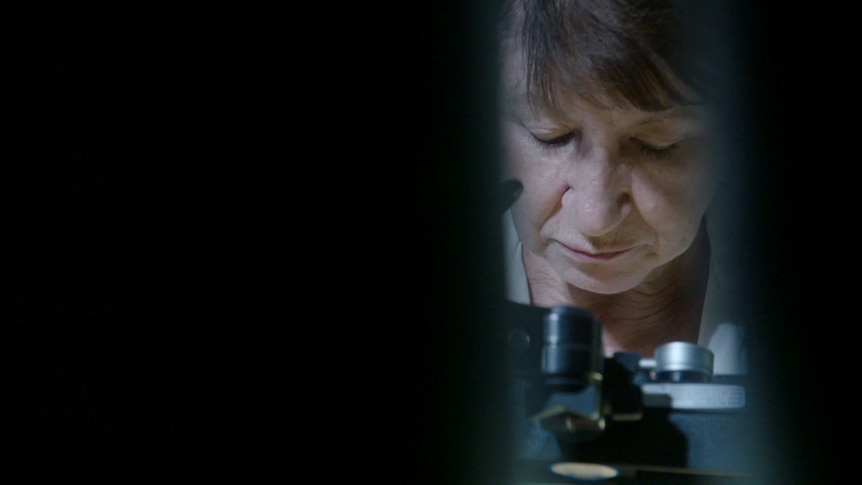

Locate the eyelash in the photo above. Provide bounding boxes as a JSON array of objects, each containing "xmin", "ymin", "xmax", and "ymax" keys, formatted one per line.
[{"xmin": 530, "ymin": 133, "xmax": 681, "ymax": 160}]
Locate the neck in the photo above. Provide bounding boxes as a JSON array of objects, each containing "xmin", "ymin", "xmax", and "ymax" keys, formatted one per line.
[{"xmin": 525, "ymin": 225, "xmax": 711, "ymax": 358}]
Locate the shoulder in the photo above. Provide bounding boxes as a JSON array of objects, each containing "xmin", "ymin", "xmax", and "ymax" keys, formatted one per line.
[
  {"xmin": 700, "ymin": 258, "xmax": 747, "ymax": 375},
  {"xmin": 700, "ymin": 210, "xmax": 749, "ymax": 375},
  {"xmin": 704, "ymin": 322, "xmax": 746, "ymax": 375}
]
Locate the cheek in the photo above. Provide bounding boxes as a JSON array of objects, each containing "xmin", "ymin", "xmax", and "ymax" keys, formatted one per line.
[
  {"xmin": 506, "ymin": 146, "xmax": 568, "ymax": 213},
  {"xmin": 508, "ymin": 167, "xmax": 568, "ymax": 250},
  {"xmin": 634, "ymin": 168, "xmax": 716, "ymax": 234},
  {"xmin": 501, "ymin": 138, "xmax": 530, "ymax": 184},
  {"xmin": 503, "ymin": 141, "xmax": 566, "ymax": 201},
  {"xmin": 511, "ymin": 178, "xmax": 556, "ymax": 236},
  {"xmin": 500, "ymin": 122, "xmax": 523, "ymax": 179},
  {"xmin": 638, "ymin": 191, "xmax": 703, "ymax": 257}
]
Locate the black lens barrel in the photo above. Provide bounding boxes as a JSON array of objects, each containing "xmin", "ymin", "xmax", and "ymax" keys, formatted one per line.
[{"xmin": 542, "ymin": 306, "xmax": 603, "ymax": 390}]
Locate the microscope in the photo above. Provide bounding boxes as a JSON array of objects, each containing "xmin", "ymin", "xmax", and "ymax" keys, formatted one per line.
[
  {"xmin": 498, "ymin": 181, "xmax": 756, "ymax": 482},
  {"xmin": 505, "ymin": 303, "xmax": 756, "ymax": 484}
]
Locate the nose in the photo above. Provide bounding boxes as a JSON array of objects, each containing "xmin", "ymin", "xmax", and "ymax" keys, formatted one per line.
[{"xmin": 561, "ymin": 146, "xmax": 631, "ymax": 236}]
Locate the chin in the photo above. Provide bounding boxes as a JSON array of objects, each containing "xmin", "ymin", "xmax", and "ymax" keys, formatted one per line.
[{"xmin": 564, "ymin": 269, "xmax": 645, "ymax": 295}]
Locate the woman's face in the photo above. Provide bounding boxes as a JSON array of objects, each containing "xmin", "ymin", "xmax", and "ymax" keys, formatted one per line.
[{"xmin": 500, "ymin": 49, "xmax": 722, "ymax": 295}]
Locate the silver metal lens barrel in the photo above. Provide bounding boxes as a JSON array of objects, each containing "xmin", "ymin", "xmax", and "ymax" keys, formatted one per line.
[{"xmin": 654, "ymin": 341, "xmax": 714, "ymax": 378}]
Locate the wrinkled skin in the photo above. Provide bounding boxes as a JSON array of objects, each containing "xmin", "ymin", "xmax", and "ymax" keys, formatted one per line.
[{"xmin": 500, "ymin": 42, "xmax": 723, "ymax": 356}]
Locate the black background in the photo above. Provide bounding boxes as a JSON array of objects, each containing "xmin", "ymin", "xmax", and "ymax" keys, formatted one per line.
[{"xmin": 1, "ymin": 2, "xmax": 859, "ymax": 483}]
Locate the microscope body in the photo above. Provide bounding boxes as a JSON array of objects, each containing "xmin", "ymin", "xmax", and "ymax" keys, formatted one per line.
[{"xmin": 506, "ymin": 303, "xmax": 755, "ymax": 481}]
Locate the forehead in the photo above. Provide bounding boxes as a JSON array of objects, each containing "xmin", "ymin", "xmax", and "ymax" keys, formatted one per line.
[
  {"xmin": 499, "ymin": 39, "xmax": 528, "ymax": 101},
  {"xmin": 499, "ymin": 37, "xmax": 705, "ymax": 125},
  {"xmin": 503, "ymin": 75, "xmax": 707, "ymax": 132}
]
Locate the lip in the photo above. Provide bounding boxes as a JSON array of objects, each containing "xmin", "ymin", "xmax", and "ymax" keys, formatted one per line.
[{"xmin": 555, "ymin": 241, "xmax": 633, "ymax": 263}]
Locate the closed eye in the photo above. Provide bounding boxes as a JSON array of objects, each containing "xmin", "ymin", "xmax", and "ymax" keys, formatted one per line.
[
  {"xmin": 631, "ymin": 138, "xmax": 681, "ymax": 160},
  {"xmin": 530, "ymin": 132, "xmax": 576, "ymax": 148}
]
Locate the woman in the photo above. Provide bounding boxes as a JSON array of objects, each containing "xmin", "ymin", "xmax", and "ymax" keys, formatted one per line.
[{"xmin": 498, "ymin": 0, "xmax": 746, "ymax": 374}]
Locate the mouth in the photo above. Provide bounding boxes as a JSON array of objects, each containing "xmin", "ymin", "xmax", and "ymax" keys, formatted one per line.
[{"xmin": 555, "ymin": 241, "xmax": 633, "ymax": 263}]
